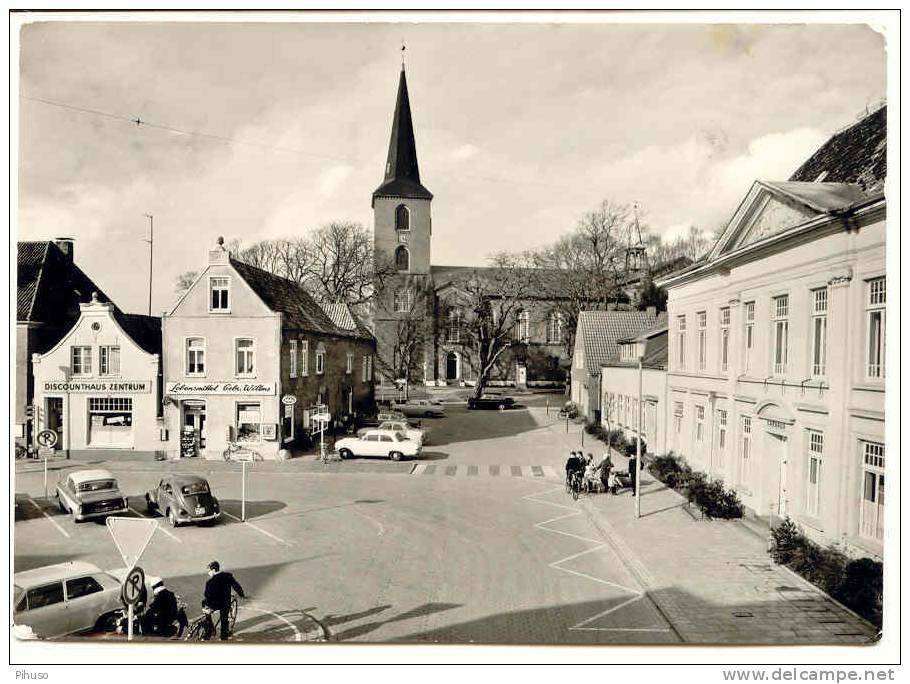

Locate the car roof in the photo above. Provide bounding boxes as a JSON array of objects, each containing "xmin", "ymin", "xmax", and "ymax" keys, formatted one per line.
[
  {"xmin": 165, "ymin": 474, "xmax": 208, "ymax": 486},
  {"xmin": 69, "ymin": 469, "xmax": 116, "ymax": 484},
  {"xmin": 14, "ymin": 561, "xmax": 103, "ymax": 587}
]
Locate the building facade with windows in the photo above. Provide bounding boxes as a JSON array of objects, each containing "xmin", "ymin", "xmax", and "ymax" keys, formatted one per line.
[
  {"xmin": 31, "ymin": 294, "xmax": 163, "ymax": 456},
  {"xmin": 656, "ymin": 106, "xmax": 886, "ymax": 558},
  {"xmin": 162, "ymin": 241, "xmax": 376, "ymax": 459},
  {"xmin": 599, "ymin": 321, "xmax": 669, "ymax": 456}
]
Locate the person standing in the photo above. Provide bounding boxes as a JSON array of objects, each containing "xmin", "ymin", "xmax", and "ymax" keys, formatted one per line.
[
  {"xmin": 628, "ymin": 455, "xmax": 639, "ymax": 495},
  {"xmin": 202, "ymin": 560, "xmax": 246, "ymax": 641}
]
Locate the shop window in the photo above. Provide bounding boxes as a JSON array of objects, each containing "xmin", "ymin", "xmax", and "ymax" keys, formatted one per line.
[
  {"xmin": 235, "ymin": 338, "xmax": 255, "ymax": 377},
  {"xmin": 88, "ymin": 397, "xmax": 133, "ymax": 447},
  {"xmin": 186, "ymin": 337, "xmax": 206, "ymax": 376},
  {"xmin": 99, "ymin": 346, "xmax": 120, "ymax": 376},
  {"xmin": 859, "ymin": 441, "xmax": 884, "ymax": 541},
  {"xmin": 289, "ymin": 340, "xmax": 297, "ymax": 378},
  {"xmin": 209, "ymin": 276, "xmax": 230, "ymax": 312},
  {"xmin": 71, "ymin": 346, "xmax": 92, "ymax": 376},
  {"xmin": 806, "ymin": 430, "xmax": 823, "ymax": 518},
  {"xmin": 866, "ymin": 277, "xmax": 885, "ymax": 379},
  {"xmin": 236, "ymin": 403, "xmax": 262, "ymax": 443}
]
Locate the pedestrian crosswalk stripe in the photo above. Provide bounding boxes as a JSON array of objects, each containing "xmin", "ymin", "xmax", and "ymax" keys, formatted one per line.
[{"xmin": 411, "ymin": 464, "xmax": 561, "ymax": 478}]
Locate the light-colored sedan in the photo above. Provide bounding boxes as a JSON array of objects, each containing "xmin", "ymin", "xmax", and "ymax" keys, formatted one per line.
[
  {"xmin": 391, "ymin": 399, "xmax": 446, "ymax": 418},
  {"xmin": 13, "ymin": 562, "xmax": 122, "ymax": 638},
  {"xmin": 335, "ymin": 430, "xmax": 422, "ymax": 461},
  {"xmin": 357, "ymin": 420, "xmax": 426, "ymax": 445},
  {"xmin": 55, "ymin": 469, "xmax": 129, "ymax": 522}
]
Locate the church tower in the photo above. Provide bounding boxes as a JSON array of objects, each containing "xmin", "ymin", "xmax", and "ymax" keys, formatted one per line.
[{"xmin": 372, "ymin": 66, "xmax": 434, "ymax": 384}]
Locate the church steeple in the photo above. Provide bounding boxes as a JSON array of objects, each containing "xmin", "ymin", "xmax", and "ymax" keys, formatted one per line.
[{"xmin": 373, "ymin": 67, "xmax": 433, "ymax": 203}]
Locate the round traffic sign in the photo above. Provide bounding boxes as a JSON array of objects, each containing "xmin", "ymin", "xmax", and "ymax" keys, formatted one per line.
[
  {"xmin": 120, "ymin": 566, "xmax": 146, "ymax": 606},
  {"xmin": 281, "ymin": 395, "xmax": 297, "ymax": 406},
  {"xmin": 36, "ymin": 430, "xmax": 58, "ymax": 448}
]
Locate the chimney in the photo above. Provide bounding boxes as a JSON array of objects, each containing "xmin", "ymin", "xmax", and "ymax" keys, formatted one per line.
[
  {"xmin": 55, "ymin": 237, "xmax": 74, "ymax": 261},
  {"xmin": 208, "ymin": 236, "xmax": 230, "ymax": 266}
]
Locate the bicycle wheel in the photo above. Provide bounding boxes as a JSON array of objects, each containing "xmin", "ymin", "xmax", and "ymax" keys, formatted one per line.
[
  {"xmin": 185, "ymin": 618, "xmax": 212, "ymax": 642},
  {"xmin": 228, "ymin": 598, "xmax": 238, "ymax": 630}
]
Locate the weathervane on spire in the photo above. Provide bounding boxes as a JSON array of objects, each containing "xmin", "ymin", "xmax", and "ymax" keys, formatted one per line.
[{"xmin": 401, "ymin": 40, "xmax": 406, "ymax": 69}]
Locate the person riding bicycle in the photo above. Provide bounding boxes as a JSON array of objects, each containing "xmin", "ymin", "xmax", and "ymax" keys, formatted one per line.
[
  {"xmin": 143, "ymin": 579, "xmax": 181, "ymax": 637},
  {"xmin": 202, "ymin": 560, "xmax": 246, "ymax": 641}
]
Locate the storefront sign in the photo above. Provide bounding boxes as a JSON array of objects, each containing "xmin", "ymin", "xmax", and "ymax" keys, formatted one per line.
[
  {"xmin": 42, "ymin": 380, "xmax": 151, "ymax": 393},
  {"xmin": 166, "ymin": 381, "xmax": 276, "ymax": 395},
  {"xmin": 281, "ymin": 395, "xmax": 297, "ymax": 405}
]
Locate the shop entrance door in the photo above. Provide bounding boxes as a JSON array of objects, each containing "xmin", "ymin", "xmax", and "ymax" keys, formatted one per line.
[
  {"xmin": 45, "ymin": 397, "xmax": 64, "ymax": 450},
  {"xmin": 183, "ymin": 404, "xmax": 207, "ymax": 452}
]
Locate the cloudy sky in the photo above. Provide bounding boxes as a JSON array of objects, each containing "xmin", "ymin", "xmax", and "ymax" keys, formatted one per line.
[{"xmin": 18, "ymin": 20, "xmax": 885, "ymax": 314}]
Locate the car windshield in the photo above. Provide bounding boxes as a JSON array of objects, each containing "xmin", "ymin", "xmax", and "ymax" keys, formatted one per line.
[
  {"xmin": 77, "ymin": 479, "xmax": 116, "ymax": 492},
  {"xmin": 181, "ymin": 482, "xmax": 209, "ymax": 496}
]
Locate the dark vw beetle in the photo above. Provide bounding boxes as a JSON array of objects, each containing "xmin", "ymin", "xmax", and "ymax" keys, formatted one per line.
[{"xmin": 145, "ymin": 475, "xmax": 220, "ymax": 527}]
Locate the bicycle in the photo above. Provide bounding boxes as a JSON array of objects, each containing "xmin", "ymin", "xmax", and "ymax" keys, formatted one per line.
[
  {"xmin": 565, "ymin": 471, "xmax": 583, "ymax": 500},
  {"xmin": 222, "ymin": 442, "xmax": 263, "ymax": 462},
  {"xmin": 184, "ymin": 597, "xmax": 239, "ymax": 641}
]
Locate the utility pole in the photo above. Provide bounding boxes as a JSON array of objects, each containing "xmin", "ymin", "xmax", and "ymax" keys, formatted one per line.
[{"xmin": 143, "ymin": 214, "xmax": 154, "ymax": 315}]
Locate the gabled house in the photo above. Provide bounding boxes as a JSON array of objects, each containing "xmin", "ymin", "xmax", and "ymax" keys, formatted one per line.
[
  {"xmin": 162, "ymin": 240, "xmax": 376, "ymax": 459},
  {"xmin": 569, "ymin": 308, "xmax": 661, "ymax": 422}
]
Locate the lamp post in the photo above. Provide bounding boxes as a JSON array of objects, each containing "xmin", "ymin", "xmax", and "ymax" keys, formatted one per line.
[{"xmin": 635, "ymin": 340, "xmax": 645, "ymax": 520}]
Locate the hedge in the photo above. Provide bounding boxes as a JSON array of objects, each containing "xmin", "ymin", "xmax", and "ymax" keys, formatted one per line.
[
  {"xmin": 770, "ymin": 518, "xmax": 883, "ymax": 627},
  {"xmin": 584, "ymin": 421, "xmax": 647, "ymax": 458},
  {"xmin": 648, "ymin": 452, "xmax": 744, "ymax": 520}
]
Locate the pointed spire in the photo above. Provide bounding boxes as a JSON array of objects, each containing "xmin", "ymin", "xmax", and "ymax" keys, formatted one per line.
[{"xmin": 373, "ymin": 66, "xmax": 433, "ymax": 203}]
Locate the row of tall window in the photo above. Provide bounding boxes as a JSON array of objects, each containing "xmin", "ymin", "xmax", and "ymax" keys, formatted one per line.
[
  {"xmin": 70, "ymin": 345, "xmax": 121, "ymax": 377},
  {"xmin": 672, "ymin": 399, "xmax": 884, "ymax": 542},
  {"xmin": 674, "ymin": 277, "xmax": 885, "ymax": 380},
  {"xmin": 430, "ymin": 305, "xmax": 563, "ymax": 345},
  {"xmin": 185, "ymin": 337, "xmax": 259, "ymax": 378},
  {"xmin": 602, "ymin": 391, "xmax": 652, "ymax": 439}
]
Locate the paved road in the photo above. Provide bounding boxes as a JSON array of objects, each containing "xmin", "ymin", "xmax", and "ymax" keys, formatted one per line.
[{"xmin": 14, "ymin": 403, "xmax": 674, "ymax": 644}]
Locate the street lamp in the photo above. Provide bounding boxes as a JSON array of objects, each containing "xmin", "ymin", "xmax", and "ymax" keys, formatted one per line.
[{"xmin": 634, "ymin": 338, "xmax": 646, "ymax": 520}]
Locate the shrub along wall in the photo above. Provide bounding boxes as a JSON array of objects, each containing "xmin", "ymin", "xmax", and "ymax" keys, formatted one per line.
[
  {"xmin": 770, "ymin": 518, "xmax": 883, "ymax": 628},
  {"xmin": 647, "ymin": 452, "xmax": 744, "ymax": 520},
  {"xmin": 584, "ymin": 421, "xmax": 647, "ymax": 458}
]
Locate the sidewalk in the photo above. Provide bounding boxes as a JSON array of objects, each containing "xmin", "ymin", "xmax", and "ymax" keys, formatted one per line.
[{"xmin": 527, "ymin": 407, "xmax": 878, "ymax": 645}]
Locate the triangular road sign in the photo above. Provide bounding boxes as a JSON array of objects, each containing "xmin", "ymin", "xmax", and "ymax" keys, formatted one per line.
[{"xmin": 106, "ymin": 516, "xmax": 158, "ymax": 569}]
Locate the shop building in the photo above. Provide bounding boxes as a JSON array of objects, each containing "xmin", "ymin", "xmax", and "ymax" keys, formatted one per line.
[
  {"xmin": 656, "ymin": 105, "xmax": 886, "ymax": 559},
  {"xmin": 162, "ymin": 241, "xmax": 376, "ymax": 460},
  {"xmin": 31, "ymin": 293, "xmax": 163, "ymax": 456}
]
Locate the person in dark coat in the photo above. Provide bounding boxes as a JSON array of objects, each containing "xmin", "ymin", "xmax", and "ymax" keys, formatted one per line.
[
  {"xmin": 144, "ymin": 580, "xmax": 179, "ymax": 637},
  {"xmin": 202, "ymin": 560, "xmax": 246, "ymax": 640}
]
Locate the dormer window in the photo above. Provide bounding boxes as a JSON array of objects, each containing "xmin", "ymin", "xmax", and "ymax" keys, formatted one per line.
[
  {"xmin": 395, "ymin": 246, "xmax": 410, "ymax": 272},
  {"xmin": 209, "ymin": 276, "xmax": 230, "ymax": 312},
  {"xmin": 395, "ymin": 204, "xmax": 410, "ymax": 232}
]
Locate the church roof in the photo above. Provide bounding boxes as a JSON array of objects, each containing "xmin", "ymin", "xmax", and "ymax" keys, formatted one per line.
[{"xmin": 373, "ymin": 68, "xmax": 433, "ymax": 203}]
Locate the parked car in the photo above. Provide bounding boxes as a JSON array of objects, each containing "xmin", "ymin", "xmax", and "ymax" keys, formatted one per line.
[
  {"xmin": 468, "ymin": 395, "xmax": 516, "ymax": 410},
  {"xmin": 145, "ymin": 474, "xmax": 220, "ymax": 527},
  {"xmin": 14, "ymin": 561, "xmax": 124, "ymax": 638},
  {"xmin": 335, "ymin": 430, "xmax": 422, "ymax": 461},
  {"xmin": 392, "ymin": 399, "xmax": 446, "ymax": 418},
  {"xmin": 55, "ymin": 469, "xmax": 129, "ymax": 522},
  {"xmin": 357, "ymin": 420, "xmax": 427, "ymax": 445}
]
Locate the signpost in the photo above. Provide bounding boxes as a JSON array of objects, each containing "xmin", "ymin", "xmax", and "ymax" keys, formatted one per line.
[
  {"xmin": 35, "ymin": 430, "xmax": 58, "ymax": 499},
  {"xmin": 120, "ymin": 566, "xmax": 146, "ymax": 641},
  {"xmin": 313, "ymin": 410, "xmax": 331, "ymax": 462},
  {"xmin": 106, "ymin": 517, "xmax": 157, "ymax": 642},
  {"xmin": 241, "ymin": 460, "xmax": 247, "ymax": 522}
]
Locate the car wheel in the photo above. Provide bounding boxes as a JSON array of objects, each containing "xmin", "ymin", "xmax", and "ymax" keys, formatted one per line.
[
  {"xmin": 389, "ymin": 451, "xmax": 402, "ymax": 461},
  {"xmin": 424, "ymin": 411, "xmax": 433, "ymax": 418},
  {"xmin": 339, "ymin": 448, "xmax": 352, "ymax": 460},
  {"xmin": 94, "ymin": 611, "xmax": 121, "ymax": 633},
  {"xmin": 498, "ymin": 403, "xmax": 506, "ymax": 411},
  {"xmin": 167, "ymin": 508, "xmax": 179, "ymax": 528}
]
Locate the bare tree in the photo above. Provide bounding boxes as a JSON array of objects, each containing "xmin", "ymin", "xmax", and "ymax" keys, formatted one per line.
[
  {"xmin": 444, "ymin": 252, "xmax": 542, "ymax": 399},
  {"xmin": 373, "ymin": 286, "xmax": 433, "ymax": 389},
  {"xmin": 646, "ymin": 224, "xmax": 712, "ymax": 264},
  {"xmin": 174, "ymin": 270, "xmax": 199, "ymax": 297}
]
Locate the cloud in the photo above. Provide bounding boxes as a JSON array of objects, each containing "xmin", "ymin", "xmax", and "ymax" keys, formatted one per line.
[{"xmin": 316, "ymin": 164, "xmax": 355, "ymax": 197}]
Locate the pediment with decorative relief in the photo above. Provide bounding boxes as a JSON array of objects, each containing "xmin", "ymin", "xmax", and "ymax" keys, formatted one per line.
[{"xmin": 729, "ymin": 193, "xmax": 815, "ymax": 250}]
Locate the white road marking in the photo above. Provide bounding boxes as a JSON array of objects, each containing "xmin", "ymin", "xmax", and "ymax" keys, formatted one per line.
[
  {"xmin": 222, "ymin": 511, "xmax": 292, "ymax": 546},
  {"xmin": 26, "ymin": 497, "xmax": 70, "ymax": 539},
  {"xmin": 542, "ymin": 465, "xmax": 559, "ymax": 479},
  {"xmin": 127, "ymin": 506, "xmax": 182, "ymax": 543},
  {"xmin": 523, "ymin": 485, "xmax": 658, "ymax": 634},
  {"xmin": 240, "ymin": 606, "xmax": 303, "ymax": 642},
  {"xmin": 412, "ymin": 464, "xmax": 427, "ymax": 475},
  {"xmin": 352, "ymin": 509, "xmax": 386, "ymax": 536}
]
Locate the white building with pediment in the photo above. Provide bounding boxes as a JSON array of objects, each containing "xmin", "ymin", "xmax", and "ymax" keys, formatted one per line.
[{"xmin": 656, "ymin": 106, "xmax": 886, "ymax": 559}]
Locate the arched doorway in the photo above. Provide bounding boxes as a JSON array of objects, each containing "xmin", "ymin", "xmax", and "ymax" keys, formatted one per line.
[{"xmin": 445, "ymin": 351, "xmax": 459, "ymax": 381}]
